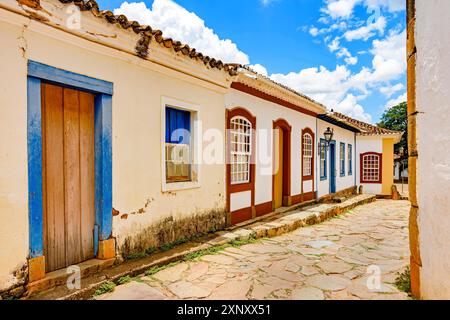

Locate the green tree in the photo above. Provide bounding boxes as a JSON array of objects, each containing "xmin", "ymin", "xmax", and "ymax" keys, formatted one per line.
[{"xmin": 378, "ymin": 101, "xmax": 407, "ymax": 157}]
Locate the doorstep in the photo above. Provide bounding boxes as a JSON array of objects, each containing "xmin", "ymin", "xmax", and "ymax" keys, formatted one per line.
[
  {"xmin": 26, "ymin": 194, "xmax": 376, "ymax": 300},
  {"xmin": 25, "ymin": 258, "xmax": 115, "ymax": 297}
]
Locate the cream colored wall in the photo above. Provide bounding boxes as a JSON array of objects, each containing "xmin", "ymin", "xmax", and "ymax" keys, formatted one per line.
[
  {"xmin": 0, "ymin": 17, "xmax": 30, "ymax": 292},
  {"xmin": 0, "ymin": 2, "xmax": 228, "ymax": 290},
  {"xmin": 225, "ymin": 89, "xmax": 317, "ymax": 207},
  {"xmin": 416, "ymin": 0, "xmax": 450, "ymax": 299},
  {"xmin": 317, "ymin": 120, "xmax": 356, "ymax": 198},
  {"xmin": 355, "ymin": 136, "xmax": 383, "ymax": 195},
  {"xmin": 381, "ymin": 138, "xmax": 394, "ymax": 195}
]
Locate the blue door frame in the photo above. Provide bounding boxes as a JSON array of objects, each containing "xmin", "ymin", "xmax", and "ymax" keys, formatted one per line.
[
  {"xmin": 329, "ymin": 141, "xmax": 336, "ymax": 194},
  {"xmin": 27, "ymin": 61, "xmax": 113, "ymax": 260}
]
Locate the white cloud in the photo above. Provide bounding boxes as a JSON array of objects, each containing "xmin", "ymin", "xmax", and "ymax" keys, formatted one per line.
[
  {"xmin": 321, "ymin": 0, "xmax": 404, "ymax": 21},
  {"xmin": 249, "ymin": 64, "xmax": 269, "ymax": 77},
  {"xmin": 345, "ymin": 56, "xmax": 358, "ymax": 65},
  {"xmin": 336, "ymin": 94, "xmax": 372, "ymax": 122},
  {"xmin": 385, "ymin": 92, "xmax": 406, "ymax": 109},
  {"xmin": 328, "ymin": 37, "xmax": 341, "ymax": 52},
  {"xmin": 270, "ymin": 65, "xmax": 371, "ymax": 122},
  {"xmin": 322, "ymin": 0, "xmax": 361, "ymax": 19},
  {"xmin": 364, "ymin": 0, "xmax": 405, "ymax": 13},
  {"xmin": 369, "ymin": 29, "xmax": 406, "ymax": 82},
  {"xmin": 114, "ymin": 1, "xmax": 249, "ymax": 64},
  {"xmin": 343, "ymin": 16, "xmax": 386, "ymax": 41},
  {"xmin": 380, "ymin": 83, "xmax": 404, "ymax": 97},
  {"xmin": 309, "ymin": 27, "xmax": 319, "ymax": 37},
  {"xmin": 325, "ymin": 37, "xmax": 358, "ymax": 65},
  {"xmin": 269, "ymin": 28, "xmax": 405, "ymax": 123}
]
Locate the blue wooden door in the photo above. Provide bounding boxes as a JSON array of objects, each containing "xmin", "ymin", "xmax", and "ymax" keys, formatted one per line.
[{"xmin": 330, "ymin": 142, "xmax": 336, "ymax": 194}]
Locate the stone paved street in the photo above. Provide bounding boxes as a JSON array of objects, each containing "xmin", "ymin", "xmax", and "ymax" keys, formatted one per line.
[{"xmin": 98, "ymin": 200, "xmax": 411, "ymax": 300}]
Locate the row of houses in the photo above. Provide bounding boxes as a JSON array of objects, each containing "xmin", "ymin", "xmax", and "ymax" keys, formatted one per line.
[{"xmin": 0, "ymin": 0, "xmax": 401, "ymax": 295}]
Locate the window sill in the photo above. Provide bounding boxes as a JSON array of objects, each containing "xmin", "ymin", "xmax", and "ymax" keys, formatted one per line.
[
  {"xmin": 320, "ymin": 176, "xmax": 327, "ymax": 181},
  {"xmin": 162, "ymin": 181, "xmax": 200, "ymax": 192},
  {"xmin": 360, "ymin": 181, "xmax": 382, "ymax": 184}
]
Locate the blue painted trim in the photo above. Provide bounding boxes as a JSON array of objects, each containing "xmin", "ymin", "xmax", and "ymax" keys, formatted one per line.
[
  {"xmin": 93, "ymin": 224, "xmax": 99, "ymax": 257},
  {"xmin": 329, "ymin": 140, "xmax": 336, "ymax": 194},
  {"xmin": 28, "ymin": 61, "xmax": 113, "ymax": 95},
  {"xmin": 27, "ymin": 77, "xmax": 44, "ymax": 258},
  {"xmin": 319, "ymin": 138, "xmax": 327, "ymax": 181},
  {"xmin": 340, "ymin": 142, "xmax": 346, "ymax": 177},
  {"xmin": 95, "ymin": 94, "xmax": 113, "ymax": 242},
  {"xmin": 348, "ymin": 144, "xmax": 353, "ymax": 176},
  {"xmin": 27, "ymin": 63, "xmax": 114, "ymax": 261}
]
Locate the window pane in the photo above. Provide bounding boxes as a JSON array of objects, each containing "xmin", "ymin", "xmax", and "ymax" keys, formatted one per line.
[
  {"xmin": 230, "ymin": 116, "xmax": 252, "ymax": 184},
  {"xmin": 303, "ymin": 133, "xmax": 313, "ymax": 177},
  {"xmin": 362, "ymin": 154, "xmax": 380, "ymax": 182},
  {"xmin": 166, "ymin": 107, "xmax": 191, "ymax": 144},
  {"xmin": 165, "ymin": 106, "xmax": 192, "ymax": 183}
]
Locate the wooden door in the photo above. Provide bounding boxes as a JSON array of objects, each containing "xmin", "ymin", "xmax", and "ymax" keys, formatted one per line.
[
  {"xmin": 274, "ymin": 128, "xmax": 284, "ymax": 209},
  {"xmin": 42, "ymin": 83, "xmax": 95, "ymax": 272}
]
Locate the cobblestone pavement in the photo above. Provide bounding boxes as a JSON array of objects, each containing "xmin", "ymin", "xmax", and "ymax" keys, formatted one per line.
[{"xmin": 98, "ymin": 200, "xmax": 411, "ymax": 300}]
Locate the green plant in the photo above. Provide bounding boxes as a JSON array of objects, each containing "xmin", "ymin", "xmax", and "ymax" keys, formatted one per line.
[
  {"xmin": 183, "ymin": 244, "xmax": 229, "ymax": 261},
  {"xmin": 160, "ymin": 243, "xmax": 174, "ymax": 252},
  {"xmin": 230, "ymin": 237, "xmax": 257, "ymax": 248},
  {"xmin": 117, "ymin": 275, "xmax": 132, "ymax": 285},
  {"xmin": 124, "ymin": 251, "xmax": 148, "ymax": 261},
  {"xmin": 395, "ymin": 267, "xmax": 411, "ymax": 295},
  {"xmin": 145, "ymin": 247, "xmax": 157, "ymax": 255},
  {"xmin": 94, "ymin": 281, "xmax": 116, "ymax": 296},
  {"xmin": 145, "ymin": 261, "xmax": 180, "ymax": 276},
  {"xmin": 173, "ymin": 237, "xmax": 190, "ymax": 246}
]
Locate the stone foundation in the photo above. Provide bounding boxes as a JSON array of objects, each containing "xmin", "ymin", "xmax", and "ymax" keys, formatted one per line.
[
  {"xmin": 0, "ymin": 263, "xmax": 28, "ymax": 300},
  {"xmin": 118, "ymin": 208, "xmax": 228, "ymax": 257},
  {"xmin": 318, "ymin": 186, "xmax": 358, "ymax": 203}
]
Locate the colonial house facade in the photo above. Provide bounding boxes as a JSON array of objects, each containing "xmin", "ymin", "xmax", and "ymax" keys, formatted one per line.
[{"xmin": 0, "ymin": 0, "xmax": 401, "ymax": 296}]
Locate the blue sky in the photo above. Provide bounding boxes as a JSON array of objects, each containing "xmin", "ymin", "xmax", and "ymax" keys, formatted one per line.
[{"xmin": 96, "ymin": 0, "xmax": 406, "ymax": 123}]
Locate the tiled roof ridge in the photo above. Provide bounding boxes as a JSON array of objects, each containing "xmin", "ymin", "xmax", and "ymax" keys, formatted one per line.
[
  {"xmin": 57, "ymin": 0, "xmax": 240, "ymax": 75},
  {"xmin": 237, "ymin": 65, "xmax": 328, "ymax": 111},
  {"xmin": 331, "ymin": 111, "xmax": 402, "ymax": 135}
]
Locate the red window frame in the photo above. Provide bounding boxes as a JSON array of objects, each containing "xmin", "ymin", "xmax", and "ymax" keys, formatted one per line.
[
  {"xmin": 360, "ymin": 152, "xmax": 383, "ymax": 184},
  {"xmin": 302, "ymin": 128, "xmax": 315, "ymax": 181}
]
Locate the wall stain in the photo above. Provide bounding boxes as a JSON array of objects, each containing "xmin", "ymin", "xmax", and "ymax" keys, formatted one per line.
[{"xmin": 119, "ymin": 207, "xmax": 227, "ymax": 257}]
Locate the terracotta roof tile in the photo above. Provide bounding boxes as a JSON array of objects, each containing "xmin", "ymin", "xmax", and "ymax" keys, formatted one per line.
[
  {"xmin": 237, "ymin": 65, "xmax": 328, "ymax": 111},
  {"xmin": 329, "ymin": 112, "xmax": 402, "ymax": 136},
  {"xmin": 57, "ymin": 0, "xmax": 237, "ymax": 75}
]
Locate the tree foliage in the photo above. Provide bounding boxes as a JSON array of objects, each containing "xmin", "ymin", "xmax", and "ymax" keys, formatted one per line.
[{"xmin": 378, "ymin": 102, "xmax": 407, "ymax": 156}]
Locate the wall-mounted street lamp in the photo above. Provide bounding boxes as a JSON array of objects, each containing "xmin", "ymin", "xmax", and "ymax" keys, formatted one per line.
[
  {"xmin": 324, "ymin": 127, "xmax": 334, "ymax": 146},
  {"xmin": 319, "ymin": 127, "xmax": 334, "ymax": 153}
]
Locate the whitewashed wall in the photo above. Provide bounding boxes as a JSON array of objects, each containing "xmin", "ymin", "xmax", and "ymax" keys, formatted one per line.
[
  {"xmin": 356, "ymin": 136, "xmax": 383, "ymax": 195},
  {"xmin": 317, "ymin": 120, "xmax": 356, "ymax": 198},
  {"xmin": 225, "ymin": 89, "xmax": 317, "ymax": 208},
  {"xmin": 415, "ymin": 0, "xmax": 450, "ymax": 299}
]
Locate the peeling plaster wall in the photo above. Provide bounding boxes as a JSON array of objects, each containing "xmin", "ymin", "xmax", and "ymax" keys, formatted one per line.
[
  {"xmin": 316, "ymin": 120, "xmax": 356, "ymax": 198},
  {"xmin": 0, "ymin": 0, "xmax": 229, "ymax": 290},
  {"xmin": 416, "ymin": 0, "xmax": 450, "ymax": 299}
]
